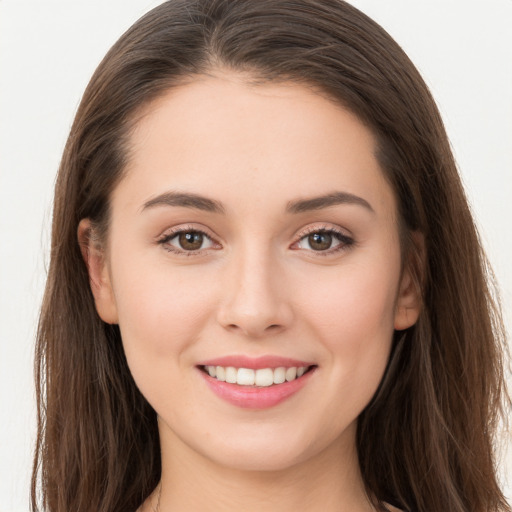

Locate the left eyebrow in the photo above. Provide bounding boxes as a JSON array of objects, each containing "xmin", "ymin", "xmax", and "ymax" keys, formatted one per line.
[{"xmin": 286, "ymin": 191, "xmax": 375, "ymax": 214}]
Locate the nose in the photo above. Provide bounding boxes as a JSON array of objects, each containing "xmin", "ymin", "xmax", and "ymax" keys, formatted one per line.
[{"xmin": 216, "ymin": 247, "xmax": 293, "ymax": 338}]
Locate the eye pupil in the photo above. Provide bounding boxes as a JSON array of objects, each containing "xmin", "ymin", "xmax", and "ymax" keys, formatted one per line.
[
  {"xmin": 309, "ymin": 232, "xmax": 332, "ymax": 251},
  {"xmin": 179, "ymin": 231, "xmax": 203, "ymax": 250}
]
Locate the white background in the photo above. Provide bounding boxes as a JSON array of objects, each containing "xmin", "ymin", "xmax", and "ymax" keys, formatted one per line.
[{"xmin": 0, "ymin": 1, "xmax": 511, "ymax": 510}]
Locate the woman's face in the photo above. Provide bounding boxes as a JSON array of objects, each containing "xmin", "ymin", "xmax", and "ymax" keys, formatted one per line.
[{"xmin": 84, "ymin": 72, "xmax": 419, "ymax": 472}]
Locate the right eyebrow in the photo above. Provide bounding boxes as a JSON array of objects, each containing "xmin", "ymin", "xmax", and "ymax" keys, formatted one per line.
[{"xmin": 141, "ymin": 191, "xmax": 225, "ymax": 214}]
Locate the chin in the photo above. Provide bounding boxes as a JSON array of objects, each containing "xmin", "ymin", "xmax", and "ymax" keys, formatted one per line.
[
  {"xmin": 224, "ymin": 444, "xmax": 307, "ymax": 472},
  {"xmin": 174, "ymin": 418, "xmax": 354, "ymax": 474}
]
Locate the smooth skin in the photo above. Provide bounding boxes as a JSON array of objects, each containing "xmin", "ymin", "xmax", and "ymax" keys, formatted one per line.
[{"xmin": 79, "ymin": 70, "xmax": 419, "ymax": 512}]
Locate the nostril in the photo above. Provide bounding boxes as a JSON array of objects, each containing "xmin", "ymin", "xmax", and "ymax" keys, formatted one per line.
[{"xmin": 217, "ymin": 299, "xmax": 293, "ymax": 337}]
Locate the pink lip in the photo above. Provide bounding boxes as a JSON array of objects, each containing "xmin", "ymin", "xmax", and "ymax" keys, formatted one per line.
[
  {"xmin": 197, "ymin": 355, "xmax": 313, "ymax": 370},
  {"xmin": 197, "ymin": 358, "xmax": 316, "ymax": 410}
]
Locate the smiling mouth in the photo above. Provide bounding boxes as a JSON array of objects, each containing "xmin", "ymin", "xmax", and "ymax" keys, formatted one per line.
[{"xmin": 200, "ymin": 365, "xmax": 316, "ymax": 387}]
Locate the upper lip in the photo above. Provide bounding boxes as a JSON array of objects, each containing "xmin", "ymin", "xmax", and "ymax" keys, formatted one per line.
[{"xmin": 196, "ymin": 355, "xmax": 315, "ymax": 370}]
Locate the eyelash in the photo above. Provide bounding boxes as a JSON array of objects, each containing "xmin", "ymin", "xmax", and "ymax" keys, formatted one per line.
[
  {"xmin": 156, "ymin": 225, "xmax": 355, "ymax": 256},
  {"xmin": 292, "ymin": 226, "xmax": 355, "ymax": 256},
  {"xmin": 157, "ymin": 225, "xmax": 217, "ymax": 256}
]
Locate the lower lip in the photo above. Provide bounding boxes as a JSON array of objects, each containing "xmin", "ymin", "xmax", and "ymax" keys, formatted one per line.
[{"xmin": 199, "ymin": 368, "xmax": 315, "ymax": 409}]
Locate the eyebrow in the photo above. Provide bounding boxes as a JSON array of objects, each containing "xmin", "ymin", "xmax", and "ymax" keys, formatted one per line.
[
  {"xmin": 141, "ymin": 190, "xmax": 373, "ymax": 215},
  {"xmin": 141, "ymin": 191, "xmax": 225, "ymax": 214},
  {"xmin": 286, "ymin": 191, "xmax": 374, "ymax": 214}
]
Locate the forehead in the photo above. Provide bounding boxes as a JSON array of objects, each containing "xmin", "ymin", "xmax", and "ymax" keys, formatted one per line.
[{"xmin": 116, "ymin": 73, "xmax": 396, "ymax": 219}]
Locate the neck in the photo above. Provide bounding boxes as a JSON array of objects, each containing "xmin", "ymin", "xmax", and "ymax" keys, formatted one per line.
[{"xmin": 154, "ymin": 420, "xmax": 374, "ymax": 512}]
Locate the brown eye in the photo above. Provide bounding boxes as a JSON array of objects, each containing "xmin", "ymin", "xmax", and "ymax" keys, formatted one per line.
[
  {"xmin": 294, "ymin": 229, "xmax": 354, "ymax": 254},
  {"xmin": 308, "ymin": 232, "xmax": 333, "ymax": 251},
  {"xmin": 178, "ymin": 231, "xmax": 205, "ymax": 250},
  {"xmin": 160, "ymin": 229, "xmax": 215, "ymax": 253}
]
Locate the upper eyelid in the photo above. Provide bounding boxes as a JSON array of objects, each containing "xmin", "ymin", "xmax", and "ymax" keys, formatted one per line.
[
  {"xmin": 294, "ymin": 223, "xmax": 352, "ymax": 239},
  {"xmin": 157, "ymin": 224, "xmax": 217, "ymax": 241}
]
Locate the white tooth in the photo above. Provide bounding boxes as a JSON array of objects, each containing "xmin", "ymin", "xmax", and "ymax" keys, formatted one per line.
[
  {"xmin": 297, "ymin": 366, "xmax": 306, "ymax": 377},
  {"xmin": 273, "ymin": 367, "xmax": 286, "ymax": 384},
  {"xmin": 237, "ymin": 368, "xmax": 255, "ymax": 386},
  {"xmin": 225, "ymin": 366, "xmax": 237, "ymax": 384},
  {"xmin": 207, "ymin": 366, "xmax": 216, "ymax": 377},
  {"xmin": 285, "ymin": 367, "xmax": 297, "ymax": 382},
  {"xmin": 216, "ymin": 366, "xmax": 226, "ymax": 381},
  {"xmin": 255, "ymin": 368, "xmax": 274, "ymax": 387}
]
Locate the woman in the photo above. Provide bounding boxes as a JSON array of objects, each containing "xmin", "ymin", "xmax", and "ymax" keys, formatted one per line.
[{"xmin": 31, "ymin": 1, "xmax": 511, "ymax": 511}]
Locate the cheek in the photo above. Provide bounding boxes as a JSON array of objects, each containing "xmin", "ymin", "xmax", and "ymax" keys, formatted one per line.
[
  {"xmin": 110, "ymin": 260, "xmax": 222, "ymax": 412},
  {"xmin": 296, "ymin": 259, "xmax": 399, "ymax": 340},
  {"xmin": 110, "ymin": 255, "xmax": 217, "ymax": 361},
  {"xmin": 293, "ymin": 256, "xmax": 400, "ymax": 402}
]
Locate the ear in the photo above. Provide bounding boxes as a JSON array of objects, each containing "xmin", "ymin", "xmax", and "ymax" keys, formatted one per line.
[
  {"xmin": 77, "ymin": 219, "xmax": 119, "ymax": 324},
  {"xmin": 394, "ymin": 233, "xmax": 424, "ymax": 331}
]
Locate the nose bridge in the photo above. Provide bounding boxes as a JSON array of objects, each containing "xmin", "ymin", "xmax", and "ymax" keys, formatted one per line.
[{"xmin": 217, "ymin": 240, "xmax": 292, "ymax": 337}]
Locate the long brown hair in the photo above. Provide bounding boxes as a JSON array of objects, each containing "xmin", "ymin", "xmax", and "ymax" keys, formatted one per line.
[{"xmin": 32, "ymin": 1, "xmax": 511, "ymax": 511}]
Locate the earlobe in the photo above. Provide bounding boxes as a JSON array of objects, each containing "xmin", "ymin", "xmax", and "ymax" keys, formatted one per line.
[
  {"xmin": 394, "ymin": 233, "xmax": 424, "ymax": 331},
  {"xmin": 77, "ymin": 219, "xmax": 119, "ymax": 324}
]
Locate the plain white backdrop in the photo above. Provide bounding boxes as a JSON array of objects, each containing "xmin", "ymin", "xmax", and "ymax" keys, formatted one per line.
[{"xmin": 1, "ymin": 1, "xmax": 511, "ymax": 510}]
